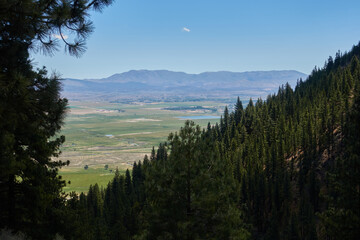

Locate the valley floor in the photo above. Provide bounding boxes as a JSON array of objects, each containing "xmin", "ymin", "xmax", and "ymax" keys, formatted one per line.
[{"xmin": 58, "ymin": 100, "xmax": 225, "ymax": 192}]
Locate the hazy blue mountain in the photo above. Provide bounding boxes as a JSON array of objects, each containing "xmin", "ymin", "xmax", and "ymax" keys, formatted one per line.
[{"xmin": 62, "ymin": 70, "xmax": 307, "ymax": 101}]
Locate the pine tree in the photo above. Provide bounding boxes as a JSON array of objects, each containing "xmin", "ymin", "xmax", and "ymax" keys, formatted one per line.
[
  {"xmin": 141, "ymin": 121, "xmax": 250, "ymax": 239},
  {"xmin": 0, "ymin": 0, "xmax": 112, "ymax": 239},
  {"xmin": 320, "ymin": 79, "xmax": 360, "ymax": 240},
  {"xmin": 0, "ymin": 0, "xmax": 113, "ymax": 238},
  {"xmin": 235, "ymin": 96, "xmax": 244, "ymax": 125}
]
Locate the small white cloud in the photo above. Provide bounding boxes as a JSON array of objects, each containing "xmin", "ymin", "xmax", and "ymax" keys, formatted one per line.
[
  {"xmin": 182, "ymin": 27, "xmax": 191, "ymax": 32},
  {"xmin": 53, "ymin": 34, "xmax": 68, "ymax": 40}
]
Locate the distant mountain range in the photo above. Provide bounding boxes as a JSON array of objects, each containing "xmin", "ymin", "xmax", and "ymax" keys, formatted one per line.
[{"xmin": 62, "ymin": 70, "xmax": 307, "ymax": 102}]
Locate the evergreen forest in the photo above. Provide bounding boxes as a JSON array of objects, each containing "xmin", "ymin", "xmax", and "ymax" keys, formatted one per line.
[
  {"xmin": 0, "ymin": 1, "xmax": 359, "ymax": 239},
  {"xmin": 55, "ymin": 44, "xmax": 360, "ymax": 240}
]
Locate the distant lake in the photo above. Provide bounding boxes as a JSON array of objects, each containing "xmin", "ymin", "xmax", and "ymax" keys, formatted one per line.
[
  {"xmin": 176, "ymin": 115, "xmax": 220, "ymax": 120},
  {"xmin": 69, "ymin": 105, "xmax": 81, "ymax": 109}
]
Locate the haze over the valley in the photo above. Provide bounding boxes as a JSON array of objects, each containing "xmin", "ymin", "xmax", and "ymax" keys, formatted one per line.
[{"xmin": 63, "ymin": 69, "xmax": 307, "ymax": 102}]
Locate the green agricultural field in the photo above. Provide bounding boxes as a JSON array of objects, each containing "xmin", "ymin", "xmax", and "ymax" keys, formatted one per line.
[
  {"xmin": 61, "ymin": 165, "xmax": 125, "ymax": 193},
  {"xmin": 58, "ymin": 100, "xmax": 225, "ymax": 192}
]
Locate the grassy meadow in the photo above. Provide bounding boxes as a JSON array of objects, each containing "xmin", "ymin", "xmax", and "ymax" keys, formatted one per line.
[
  {"xmin": 58, "ymin": 101, "xmax": 225, "ymax": 192},
  {"xmin": 61, "ymin": 166, "xmax": 125, "ymax": 193}
]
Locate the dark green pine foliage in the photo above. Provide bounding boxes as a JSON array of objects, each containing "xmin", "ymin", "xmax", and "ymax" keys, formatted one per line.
[
  {"xmin": 65, "ymin": 162, "xmax": 149, "ymax": 240},
  {"xmin": 320, "ymin": 56, "xmax": 360, "ymax": 240},
  {"xmin": 59, "ymin": 43, "xmax": 360, "ymax": 240},
  {"xmin": 140, "ymin": 121, "xmax": 250, "ymax": 240},
  {"xmin": 235, "ymin": 96, "xmax": 244, "ymax": 125},
  {"xmin": 105, "ymin": 170, "xmax": 129, "ymax": 240},
  {"xmin": 0, "ymin": 0, "xmax": 113, "ymax": 239},
  {"xmin": 211, "ymin": 43, "xmax": 360, "ymax": 239},
  {"xmin": 0, "ymin": 65, "xmax": 68, "ymax": 239}
]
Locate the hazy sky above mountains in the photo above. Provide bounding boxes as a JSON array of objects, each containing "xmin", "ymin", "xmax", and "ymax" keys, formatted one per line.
[{"xmin": 32, "ymin": 0, "xmax": 360, "ymax": 79}]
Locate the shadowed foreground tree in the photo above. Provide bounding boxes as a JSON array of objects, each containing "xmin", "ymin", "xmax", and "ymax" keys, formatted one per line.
[{"xmin": 0, "ymin": 0, "xmax": 113, "ymax": 238}]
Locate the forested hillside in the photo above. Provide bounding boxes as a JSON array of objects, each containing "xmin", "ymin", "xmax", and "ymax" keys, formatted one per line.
[
  {"xmin": 3, "ymin": 1, "xmax": 357, "ymax": 240},
  {"xmin": 58, "ymin": 44, "xmax": 360, "ymax": 240}
]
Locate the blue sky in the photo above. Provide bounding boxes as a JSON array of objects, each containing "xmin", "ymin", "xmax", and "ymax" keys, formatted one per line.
[{"xmin": 31, "ymin": 0, "xmax": 360, "ymax": 79}]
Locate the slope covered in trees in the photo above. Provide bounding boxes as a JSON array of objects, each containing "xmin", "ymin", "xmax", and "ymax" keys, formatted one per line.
[
  {"xmin": 1, "ymin": 1, "xmax": 358, "ymax": 239},
  {"xmin": 61, "ymin": 43, "xmax": 360, "ymax": 240}
]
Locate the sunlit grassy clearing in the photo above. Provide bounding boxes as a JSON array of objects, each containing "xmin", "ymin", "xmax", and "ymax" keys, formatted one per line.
[{"xmin": 61, "ymin": 165, "xmax": 125, "ymax": 193}]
